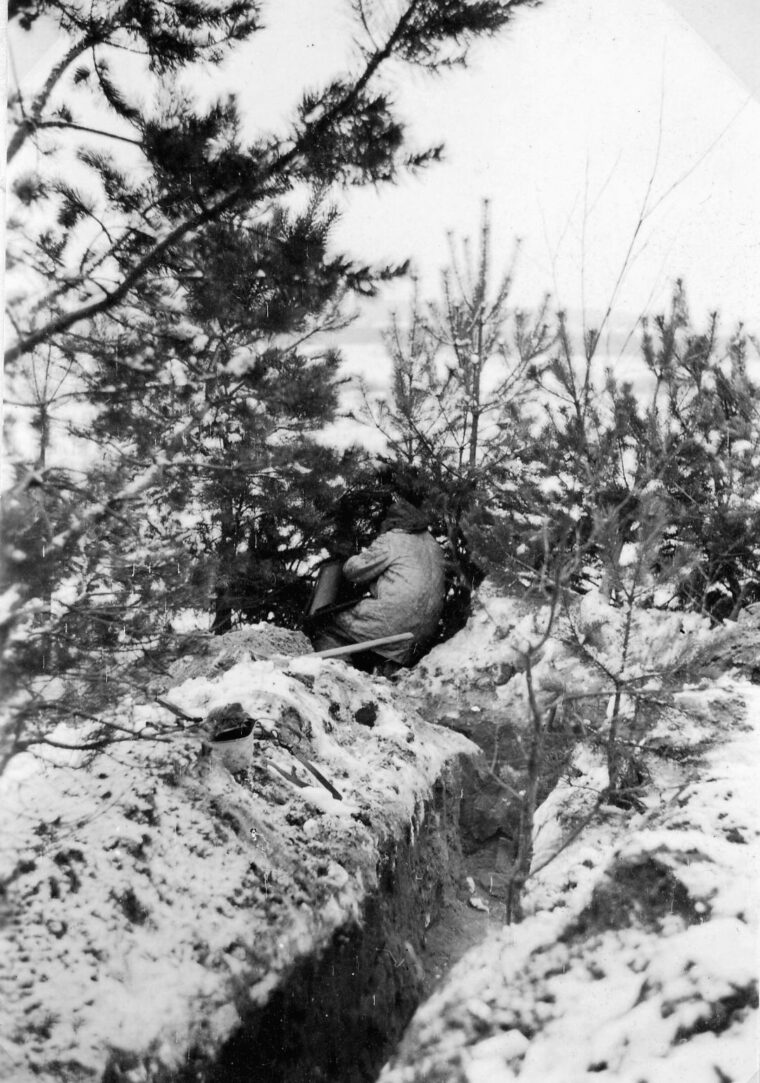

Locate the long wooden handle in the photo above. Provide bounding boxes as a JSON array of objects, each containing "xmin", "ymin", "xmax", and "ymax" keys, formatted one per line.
[
  {"xmin": 289, "ymin": 748, "xmax": 343, "ymax": 800},
  {"xmin": 156, "ymin": 696, "xmax": 203, "ymax": 723},
  {"xmin": 309, "ymin": 632, "xmax": 413, "ymax": 659}
]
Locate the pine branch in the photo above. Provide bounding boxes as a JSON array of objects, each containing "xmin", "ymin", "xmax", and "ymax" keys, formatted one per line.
[
  {"xmin": 7, "ymin": 36, "xmax": 93, "ymax": 162},
  {"xmin": 7, "ymin": 0, "xmax": 517, "ymax": 364},
  {"xmin": 33, "ymin": 118, "xmax": 144, "ymax": 146}
]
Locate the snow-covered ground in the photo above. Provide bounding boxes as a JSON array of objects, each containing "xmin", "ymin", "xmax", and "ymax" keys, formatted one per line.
[
  {"xmin": 0, "ymin": 637, "xmax": 474, "ymax": 1082},
  {"xmin": 1, "ymin": 595, "xmax": 758, "ymax": 1082},
  {"xmin": 382, "ymin": 593, "xmax": 760, "ymax": 1083}
]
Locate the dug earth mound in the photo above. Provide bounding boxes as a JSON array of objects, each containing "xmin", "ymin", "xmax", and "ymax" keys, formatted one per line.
[{"xmin": 0, "ymin": 627, "xmax": 482, "ymax": 1083}]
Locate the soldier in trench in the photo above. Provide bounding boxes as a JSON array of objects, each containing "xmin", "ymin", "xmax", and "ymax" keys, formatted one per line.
[{"xmin": 309, "ymin": 498, "xmax": 446, "ymax": 671}]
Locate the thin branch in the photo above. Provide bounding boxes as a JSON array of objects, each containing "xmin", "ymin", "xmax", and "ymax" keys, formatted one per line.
[
  {"xmin": 34, "ymin": 118, "xmax": 144, "ymax": 146},
  {"xmin": 528, "ymin": 793, "xmax": 606, "ymax": 880},
  {"xmin": 6, "ymin": 1, "xmax": 426, "ymax": 364},
  {"xmin": 7, "ymin": 36, "xmax": 93, "ymax": 161}
]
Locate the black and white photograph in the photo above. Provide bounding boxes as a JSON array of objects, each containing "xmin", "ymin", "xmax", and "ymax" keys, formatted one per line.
[{"xmin": 2, "ymin": 1, "xmax": 759, "ymax": 1080}]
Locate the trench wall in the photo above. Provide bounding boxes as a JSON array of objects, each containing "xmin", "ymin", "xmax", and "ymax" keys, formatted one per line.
[{"xmin": 107, "ymin": 762, "xmax": 467, "ymax": 1083}]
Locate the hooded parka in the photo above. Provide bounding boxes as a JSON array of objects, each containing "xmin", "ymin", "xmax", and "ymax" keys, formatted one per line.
[{"xmin": 327, "ymin": 504, "xmax": 446, "ymax": 663}]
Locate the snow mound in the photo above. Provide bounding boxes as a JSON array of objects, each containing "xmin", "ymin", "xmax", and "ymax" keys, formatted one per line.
[
  {"xmin": 0, "ymin": 650, "xmax": 474, "ymax": 1082},
  {"xmin": 380, "ymin": 679, "xmax": 759, "ymax": 1083},
  {"xmin": 402, "ymin": 585, "xmax": 714, "ymax": 724},
  {"xmin": 166, "ymin": 622, "xmax": 312, "ymax": 683}
]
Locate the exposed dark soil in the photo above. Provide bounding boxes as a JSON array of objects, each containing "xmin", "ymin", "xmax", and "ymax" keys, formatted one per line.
[
  {"xmin": 98, "ymin": 723, "xmax": 513, "ymax": 1083},
  {"xmin": 420, "ymin": 892, "xmax": 501, "ymax": 997},
  {"xmin": 163, "ymin": 760, "xmax": 472, "ymax": 1083}
]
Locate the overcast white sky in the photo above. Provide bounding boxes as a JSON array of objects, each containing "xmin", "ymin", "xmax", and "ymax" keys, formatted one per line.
[
  {"xmin": 197, "ymin": 0, "xmax": 760, "ymax": 369},
  {"xmin": 667, "ymin": 0, "xmax": 760, "ymax": 98},
  {"xmin": 7, "ymin": 0, "xmax": 760, "ymax": 371}
]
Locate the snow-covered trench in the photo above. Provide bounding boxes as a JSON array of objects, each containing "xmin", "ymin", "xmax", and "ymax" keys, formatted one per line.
[
  {"xmin": 381, "ymin": 597, "xmax": 760, "ymax": 1083},
  {"xmin": 0, "ymin": 629, "xmax": 485, "ymax": 1083},
  {"xmin": 3, "ymin": 599, "xmax": 758, "ymax": 1083}
]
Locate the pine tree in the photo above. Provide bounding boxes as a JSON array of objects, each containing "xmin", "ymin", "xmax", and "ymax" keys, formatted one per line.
[
  {"xmin": 31, "ymin": 199, "xmax": 370, "ymax": 636},
  {"xmin": 471, "ymin": 283, "xmax": 760, "ymax": 618},
  {"xmin": 370, "ymin": 203, "xmax": 552, "ymax": 620},
  {"xmin": 3, "ymin": 1, "xmax": 541, "ymax": 767},
  {"xmin": 633, "ymin": 288, "xmax": 760, "ymax": 617},
  {"xmin": 6, "ymin": 1, "xmax": 535, "ymax": 365}
]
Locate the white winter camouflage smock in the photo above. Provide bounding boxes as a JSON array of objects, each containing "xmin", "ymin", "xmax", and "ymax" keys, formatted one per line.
[{"xmin": 332, "ymin": 527, "xmax": 446, "ymax": 662}]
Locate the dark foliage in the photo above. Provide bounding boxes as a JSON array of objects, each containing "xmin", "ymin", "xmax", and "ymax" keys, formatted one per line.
[{"xmin": 4, "ymin": 4, "xmax": 541, "ymax": 767}]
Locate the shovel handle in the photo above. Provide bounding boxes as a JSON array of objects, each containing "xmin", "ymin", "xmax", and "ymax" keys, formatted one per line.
[
  {"xmin": 156, "ymin": 696, "xmax": 203, "ymax": 723},
  {"xmin": 289, "ymin": 749, "xmax": 342, "ymax": 801},
  {"xmin": 309, "ymin": 633, "xmax": 413, "ymax": 659}
]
